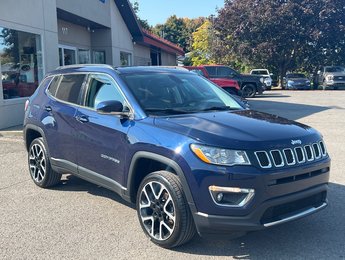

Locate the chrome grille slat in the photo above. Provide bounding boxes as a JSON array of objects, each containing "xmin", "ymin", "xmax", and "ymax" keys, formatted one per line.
[
  {"xmin": 255, "ymin": 141, "xmax": 327, "ymax": 169},
  {"xmin": 283, "ymin": 148, "xmax": 296, "ymax": 165},
  {"xmin": 255, "ymin": 151, "xmax": 272, "ymax": 168}
]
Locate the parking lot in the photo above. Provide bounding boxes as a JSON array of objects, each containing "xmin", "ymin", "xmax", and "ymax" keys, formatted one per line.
[{"xmin": 0, "ymin": 90, "xmax": 344, "ymax": 259}]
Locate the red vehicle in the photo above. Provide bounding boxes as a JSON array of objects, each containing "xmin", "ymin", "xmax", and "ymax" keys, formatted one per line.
[{"xmin": 184, "ymin": 66, "xmax": 241, "ymax": 96}]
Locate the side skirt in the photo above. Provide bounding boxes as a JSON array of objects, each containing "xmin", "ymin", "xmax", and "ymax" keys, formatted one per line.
[{"xmin": 50, "ymin": 157, "xmax": 127, "ymax": 198}]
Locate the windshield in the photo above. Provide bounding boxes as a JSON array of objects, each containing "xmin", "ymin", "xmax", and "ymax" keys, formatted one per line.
[
  {"xmin": 251, "ymin": 70, "xmax": 268, "ymax": 75},
  {"xmin": 286, "ymin": 73, "xmax": 306, "ymax": 79},
  {"xmin": 121, "ymin": 72, "xmax": 243, "ymax": 116},
  {"xmin": 325, "ymin": 66, "xmax": 345, "ymax": 73}
]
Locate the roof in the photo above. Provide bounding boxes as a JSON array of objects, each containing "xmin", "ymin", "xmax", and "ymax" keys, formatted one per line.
[
  {"xmin": 113, "ymin": 0, "xmax": 184, "ymax": 56},
  {"xmin": 116, "ymin": 66, "xmax": 190, "ymax": 74}
]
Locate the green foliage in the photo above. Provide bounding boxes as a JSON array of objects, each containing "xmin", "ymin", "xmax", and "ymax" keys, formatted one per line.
[
  {"xmin": 215, "ymin": 0, "xmax": 345, "ymax": 85},
  {"xmin": 152, "ymin": 16, "xmax": 205, "ymax": 52}
]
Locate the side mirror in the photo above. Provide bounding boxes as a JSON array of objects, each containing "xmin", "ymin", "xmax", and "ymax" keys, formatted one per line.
[
  {"xmin": 317, "ymin": 70, "xmax": 321, "ymax": 74},
  {"xmin": 96, "ymin": 100, "xmax": 130, "ymax": 117},
  {"xmin": 269, "ymin": 73, "xmax": 273, "ymax": 76}
]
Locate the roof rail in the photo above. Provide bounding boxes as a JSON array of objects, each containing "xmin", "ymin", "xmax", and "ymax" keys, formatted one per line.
[{"xmin": 56, "ymin": 64, "xmax": 114, "ymax": 70}]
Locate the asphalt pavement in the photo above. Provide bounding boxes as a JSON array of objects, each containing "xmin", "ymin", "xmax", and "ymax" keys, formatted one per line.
[{"xmin": 0, "ymin": 90, "xmax": 344, "ymax": 259}]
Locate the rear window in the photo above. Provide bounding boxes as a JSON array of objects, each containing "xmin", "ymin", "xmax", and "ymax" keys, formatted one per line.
[
  {"xmin": 251, "ymin": 70, "xmax": 268, "ymax": 75},
  {"xmin": 50, "ymin": 74, "xmax": 85, "ymax": 104}
]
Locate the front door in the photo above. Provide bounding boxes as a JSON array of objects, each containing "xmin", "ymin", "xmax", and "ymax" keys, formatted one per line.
[{"xmin": 74, "ymin": 73, "xmax": 132, "ymax": 186}]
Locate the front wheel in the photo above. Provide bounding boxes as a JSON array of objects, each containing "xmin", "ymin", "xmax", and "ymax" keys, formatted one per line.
[
  {"xmin": 136, "ymin": 171, "xmax": 196, "ymax": 248},
  {"xmin": 242, "ymin": 84, "xmax": 256, "ymax": 98}
]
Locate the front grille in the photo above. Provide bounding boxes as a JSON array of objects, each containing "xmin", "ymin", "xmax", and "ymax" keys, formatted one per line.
[
  {"xmin": 334, "ymin": 76, "xmax": 345, "ymax": 81},
  {"xmin": 260, "ymin": 191, "xmax": 327, "ymax": 225},
  {"xmin": 255, "ymin": 141, "xmax": 327, "ymax": 168}
]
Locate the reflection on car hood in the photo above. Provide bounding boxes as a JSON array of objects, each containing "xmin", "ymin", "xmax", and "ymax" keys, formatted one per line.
[
  {"xmin": 287, "ymin": 78, "xmax": 309, "ymax": 82},
  {"xmin": 154, "ymin": 110, "xmax": 320, "ymax": 150},
  {"xmin": 324, "ymin": 72, "xmax": 345, "ymax": 76}
]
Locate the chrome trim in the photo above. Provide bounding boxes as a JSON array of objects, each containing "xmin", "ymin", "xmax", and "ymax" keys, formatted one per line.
[
  {"xmin": 254, "ymin": 151, "xmax": 272, "ymax": 168},
  {"xmin": 313, "ymin": 143, "xmax": 322, "ymax": 159},
  {"xmin": 319, "ymin": 141, "xmax": 327, "ymax": 156},
  {"xmin": 208, "ymin": 186, "xmax": 255, "ymax": 208},
  {"xmin": 264, "ymin": 202, "xmax": 327, "ymax": 227},
  {"xmin": 269, "ymin": 150, "xmax": 284, "ymax": 167},
  {"xmin": 283, "ymin": 148, "xmax": 296, "ymax": 165},
  {"xmin": 294, "ymin": 147, "xmax": 306, "ymax": 163},
  {"xmin": 304, "ymin": 145, "xmax": 314, "ymax": 161}
]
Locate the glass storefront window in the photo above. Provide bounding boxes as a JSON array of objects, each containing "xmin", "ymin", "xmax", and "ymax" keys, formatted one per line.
[
  {"xmin": 78, "ymin": 49, "xmax": 90, "ymax": 64},
  {"xmin": 120, "ymin": 51, "xmax": 132, "ymax": 66},
  {"xmin": 0, "ymin": 27, "xmax": 43, "ymax": 99},
  {"xmin": 93, "ymin": 50, "xmax": 105, "ymax": 64}
]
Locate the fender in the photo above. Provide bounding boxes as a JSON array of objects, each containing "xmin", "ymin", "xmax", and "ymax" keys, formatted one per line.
[{"xmin": 124, "ymin": 151, "xmax": 197, "ymax": 214}]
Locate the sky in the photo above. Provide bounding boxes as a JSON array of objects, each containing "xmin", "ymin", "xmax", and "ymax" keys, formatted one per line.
[{"xmin": 129, "ymin": 0, "xmax": 225, "ymax": 26}]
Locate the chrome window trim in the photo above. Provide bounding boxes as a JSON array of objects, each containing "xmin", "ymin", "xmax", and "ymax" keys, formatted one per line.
[
  {"xmin": 283, "ymin": 148, "xmax": 296, "ymax": 165},
  {"xmin": 294, "ymin": 147, "xmax": 306, "ymax": 163},
  {"xmin": 269, "ymin": 150, "xmax": 284, "ymax": 167},
  {"xmin": 45, "ymin": 71, "xmax": 135, "ymax": 119},
  {"xmin": 254, "ymin": 151, "xmax": 272, "ymax": 168},
  {"xmin": 304, "ymin": 145, "xmax": 314, "ymax": 161}
]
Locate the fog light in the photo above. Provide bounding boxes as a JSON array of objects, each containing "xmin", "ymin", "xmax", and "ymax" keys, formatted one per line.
[
  {"xmin": 209, "ymin": 185, "xmax": 255, "ymax": 207},
  {"xmin": 216, "ymin": 193, "xmax": 224, "ymax": 202}
]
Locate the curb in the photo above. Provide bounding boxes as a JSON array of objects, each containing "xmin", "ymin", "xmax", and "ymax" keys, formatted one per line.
[{"xmin": 0, "ymin": 130, "xmax": 23, "ymax": 137}]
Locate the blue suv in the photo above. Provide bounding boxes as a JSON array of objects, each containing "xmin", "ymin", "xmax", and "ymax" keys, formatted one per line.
[{"xmin": 24, "ymin": 65, "xmax": 330, "ymax": 248}]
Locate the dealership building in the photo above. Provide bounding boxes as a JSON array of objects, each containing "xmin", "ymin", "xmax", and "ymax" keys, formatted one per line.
[{"xmin": 0, "ymin": 0, "xmax": 184, "ymax": 129}]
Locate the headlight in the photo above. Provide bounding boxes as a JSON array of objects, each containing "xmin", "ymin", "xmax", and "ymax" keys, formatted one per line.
[
  {"xmin": 306, "ymin": 80, "xmax": 311, "ymax": 85},
  {"xmin": 287, "ymin": 80, "xmax": 294, "ymax": 85},
  {"xmin": 259, "ymin": 77, "xmax": 264, "ymax": 83},
  {"xmin": 190, "ymin": 144, "xmax": 251, "ymax": 166},
  {"xmin": 264, "ymin": 78, "xmax": 270, "ymax": 83},
  {"xmin": 326, "ymin": 75, "xmax": 334, "ymax": 81}
]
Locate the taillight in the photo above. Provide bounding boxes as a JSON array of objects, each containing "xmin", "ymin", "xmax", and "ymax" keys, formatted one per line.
[{"xmin": 24, "ymin": 100, "xmax": 30, "ymax": 111}]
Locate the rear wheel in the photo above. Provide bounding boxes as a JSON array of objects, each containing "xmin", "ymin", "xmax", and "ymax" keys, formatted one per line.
[
  {"xmin": 242, "ymin": 84, "xmax": 256, "ymax": 98},
  {"xmin": 136, "ymin": 171, "xmax": 196, "ymax": 248},
  {"xmin": 28, "ymin": 137, "xmax": 61, "ymax": 188}
]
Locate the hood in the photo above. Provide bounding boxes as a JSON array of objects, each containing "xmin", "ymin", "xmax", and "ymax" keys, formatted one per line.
[
  {"xmin": 241, "ymin": 74, "xmax": 262, "ymax": 81},
  {"xmin": 154, "ymin": 110, "xmax": 320, "ymax": 150}
]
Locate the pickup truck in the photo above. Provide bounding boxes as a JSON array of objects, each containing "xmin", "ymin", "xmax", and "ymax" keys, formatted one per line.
[
  {"xmin": 316, "ymin": 66, "xmax": 345, "ymax": 90},
  {"xmin": 185, "ymin": 65, "xmax": 265, "ymax": 97},
  {"xmin": 184, "ymin": 66, "xmax": 241, "ymax": 96}
]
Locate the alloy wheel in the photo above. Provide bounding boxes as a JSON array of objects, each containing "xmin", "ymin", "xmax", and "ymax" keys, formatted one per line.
[
  {"xmin": 29, "ymin": 143, "xmax": 46, "ymax": 183},
  {"xmin": 138, "ymin": 181, "xmax": 176, "ymax": 241}
]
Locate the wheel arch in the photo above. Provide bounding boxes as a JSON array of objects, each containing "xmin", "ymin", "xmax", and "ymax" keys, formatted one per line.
[
  {"xmin": 125, "ymin": 151, "xmax": 196, "ymax": 212},
  {"xmin": 24, "ymin": 124, "xmax": 47, "ymax": 152}
]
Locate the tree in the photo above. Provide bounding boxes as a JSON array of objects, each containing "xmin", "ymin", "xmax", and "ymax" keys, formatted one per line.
[
  {"xmin": 131, "ymin": 1, "xmax": 152, "ymax": 31},
  {"xmin": 215, "ymin": 0, "xmax": 345, "ymax": 86},
  {"xmin": 190, "ymin": 20, "xmax": 215, "ymax": 65},
  {"xmin": 152, "ymin": 16, "xmax": 206, "ymax": 52}
]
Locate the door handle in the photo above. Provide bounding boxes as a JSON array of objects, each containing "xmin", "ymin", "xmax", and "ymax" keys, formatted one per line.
[
  {"xmin": 75, "ymin": 115, "xmax": 89, "ymax": 123},
  {"xmin": 45, "ymin": 106, "xmax": 52, "ymax": 112}
]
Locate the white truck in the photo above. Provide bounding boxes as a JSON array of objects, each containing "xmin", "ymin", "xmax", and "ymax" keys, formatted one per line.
[{"xmin": 250, "ymin": 69, "xmax": 273, "ymax": 89}]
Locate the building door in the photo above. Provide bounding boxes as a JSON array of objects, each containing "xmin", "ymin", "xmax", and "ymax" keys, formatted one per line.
[{"xmin": 59, "ymin": 45, "xmax": 77, "ymax": 66}]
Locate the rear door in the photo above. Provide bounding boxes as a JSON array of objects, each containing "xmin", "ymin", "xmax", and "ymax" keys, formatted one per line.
[
  {"xmin": 45, "ymin": 73, "xmax": 86, "ymax": 166},
  {"xmin": 74, "ymin": 73, "xmax": 132, "ymax": 186}
]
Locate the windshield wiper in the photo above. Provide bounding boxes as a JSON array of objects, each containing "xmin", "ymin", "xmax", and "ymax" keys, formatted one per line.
[
  {"xmin": 201, "ymin": 106, "xmax": 237, "ymax": 111},
  {"xmin": 145, "ymin": 108, "xmax": 191, "ymax": 115}
]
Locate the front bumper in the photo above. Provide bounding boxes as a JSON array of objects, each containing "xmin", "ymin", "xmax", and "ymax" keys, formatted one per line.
[
  {"xmin": 194, "ymin": 184, "xmax": 328, "ymax": 236},
  {"xmin": 186, "ymin": 157, "xmax": 330, "ymax": 236}
]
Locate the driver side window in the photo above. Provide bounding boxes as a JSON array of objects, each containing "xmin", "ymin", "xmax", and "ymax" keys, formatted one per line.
[{"xmin": 85, "ymin": 74, "xmax": 125, "ymax": 110}]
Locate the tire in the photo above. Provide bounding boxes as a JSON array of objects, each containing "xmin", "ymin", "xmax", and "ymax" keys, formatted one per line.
[
  {"xmin": 242, "ymin": 84, "xmax": 256, "ymax": 98},
  {"xmin": 28, "ymin": 137, "xmax": 61, "ymax": 188},
  {"xmin": 136, "ymin": 171, "xmax": 196, "ymax": 248}
]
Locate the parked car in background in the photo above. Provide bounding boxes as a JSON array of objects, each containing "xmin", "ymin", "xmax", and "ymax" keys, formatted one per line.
[
  {"xmin": 24, "ymin": 65, "xmax": 329, "ymax": 248},
  {"xmin": 316, "ymin": 66, "xmax": 345, "ymax": 90},
  {"xmin": 283, "ymin": 73, "xmax": 311, "ymax": 90},
  {"xmin": 185, "ymin": 65, "xmax": 265, "ymax": 98},
  {"xmin": 250, "ymin": 69, "xmax": 272, "ymax": 90},
  {"xmin": 183, "ymin": 66, "xmax": 241, "ymax": 96}
]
